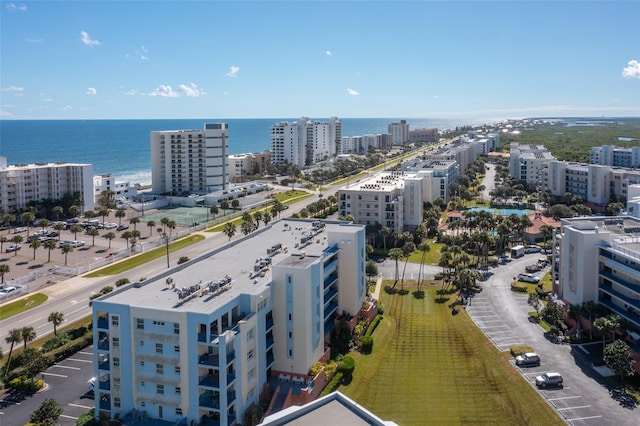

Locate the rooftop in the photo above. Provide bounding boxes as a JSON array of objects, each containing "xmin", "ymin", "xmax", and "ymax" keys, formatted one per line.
[
  {"xmin": 562, "ymin": 216, "xmax": 640, "ymax": 252},
  {"xmin": 100, "ymin": 219, "xmax": 357, "ymax": 312}
]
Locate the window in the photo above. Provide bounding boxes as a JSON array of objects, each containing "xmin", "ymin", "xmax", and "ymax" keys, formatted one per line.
[
  {"xmin": 112, "ymin": 337, "xmax": 119, "ymax": 347},
  {"xmin": 137, "ymin": 319, "xmax": 144, "ymax": 330},
  {"xmin": 156, "ymin": 363, "xmax": 164, "ymax": 374},
  {"xmin": 157, "ymin": 384, "xmax": 164, "ymax": 395},
  {"xmin": 247, "ymin": 349, "xmax": 255, "ymax": 361},
  {"xmin": 113, "ymin": 357, "xmax": 120, "ymax": 367},
  {"xmin": 175, "ymin": 408, "xmax": 183, "ymax": 416},
  {"xmin": 156, "ymin": 343, "xmax": 163, "ymax": 354},
  {"xmin": 174, "ymin": 345, "xmax": 180, "ymax": 353},
  {"xmin": 174, "ymin": 366, "xmax": 181, "ymax": 374},
  {"xmin": 140, "ymin": 360, "xmax": 145, "ymax": 367},
  {"xmin": 114, "ymin": 377, "xmax": 120, "ymax": 388},
  {"xmin": 139, "ymin": 340, "xmax": 144, "ymax": 346},
  {"xmin": 111, "ymin": 315, "xmax": 119, "ymax": 326},
  {"xmin": 153, "ymin": 320, "xmax": 165, "ymax": 326},
  {"xmin": 175, "ymin": 386, "xmax": 181, "ymax": 395},
  {"xmin": 140, "ymin": 381, "xmax": 145, "ymax": 387},
  {"xmin": 114, "ymin": 397, "xmax": 121, "ymax": 408},
  {"xmin": 247, "ymin": 328, "xmax": 254, "ymax": 342},
  {"xmin": 174, "ymin": 323, "xmax": 180, "ymax": 334}
]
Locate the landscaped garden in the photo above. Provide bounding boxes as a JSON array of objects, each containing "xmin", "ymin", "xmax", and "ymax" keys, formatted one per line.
[{"xmin": 337, "ymin": 280, "xmax": 564, "ymax": 425}]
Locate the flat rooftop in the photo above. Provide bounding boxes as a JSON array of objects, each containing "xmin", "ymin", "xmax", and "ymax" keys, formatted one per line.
[
  {"xmin": 341, "ymin": 172, "xmax": 405, "ymax": 191},
  {"xmin": 563, "ymin": 216, "xmax": 640, "ymax": 252},
  {"xmin": 101, "ymin": 219, "xmax": 356, "ymax": 312}
]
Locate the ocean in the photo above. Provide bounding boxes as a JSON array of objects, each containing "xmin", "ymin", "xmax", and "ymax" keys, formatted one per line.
[{"xmin": 0, "ymin": 117, "xmax": 498, "ymax": 185}]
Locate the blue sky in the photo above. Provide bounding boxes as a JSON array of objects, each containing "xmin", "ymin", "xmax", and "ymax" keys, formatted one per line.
[{"xmin": 1, "ymin": 0, "xmax": 639, "ymax": 120}]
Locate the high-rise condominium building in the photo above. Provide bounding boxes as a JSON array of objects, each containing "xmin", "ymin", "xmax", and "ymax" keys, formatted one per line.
[
  {"xmin": 91, "ymin": 219, "xmax": 366, "ymax": 425},
  {"xmin": 388, "ymin": 120, "xmax": 409, "ymax": 145},
  {"xmin": 271, "ymin": 117, "xmax": 341, "ymax": 168},
  {"xmin": 0, "ymin": 156, "xmax": 94, "ymax": 213},
  {"xmin": 151, "ymin": 123, "xmax": 229, "ymax": 195},
  {"xmin": 509, "ymin": 143, "xmax": 556, "ymax": 188},
  {"xmin": 590, "ymin": 145, "xmax": 640, "ymax": 168}
]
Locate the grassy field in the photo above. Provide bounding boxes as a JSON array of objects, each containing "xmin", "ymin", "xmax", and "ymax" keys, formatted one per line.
[
  {"xmin": 0, "ymin": 293, "xmax": 48, "ymax": 320},
  {"xmin": 339, "ymin": 281, "xmax": 563, "ymax": 425},
  {"xmin": 84, "ymin": 234, "xmax": 205, "ymax": 277}
]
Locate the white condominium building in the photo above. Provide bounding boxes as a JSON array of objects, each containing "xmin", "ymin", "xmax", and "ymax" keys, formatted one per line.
[
  {"xmin": 228, "ymin": 151, "xmax": 271, "ymax": 181},
  {"xmin": 91, "ymin": 219, "xmax": 366, "ymax": 425},
  {"xmin": 271, "ymin": 117, "xmax": 341, "ymax": 168},
  {"xmin": 388, "ymin": 120, "xmax": 409, "ymax": 145},
  {"xmin": 590, "ymin": 145, "xmax": 640, "ymax": 168},
  {"xmin": 509, "ymin": 143, "xmax": 556, "ymax": 188},
  {"xmin": 0, "ymin": 156, "xmax": 94, "ymax": 213},
  {"xmin": 542, "ymin": 161, "xmax": 640, "ymax": 206},
  {"xmin": 93, "ymin": 174, "xmax": 137, "ymax": 204},
  {"xmin": 403, "ymin": 159, "xmax": 459, "ymax": 203},
  {"xmin": 554, "ymin": 216, "xmax": 640, "ymax": 331},
  {"xmin": 340, "ymin": 134, "xmax": 391, "ymax": 155},
  {"xmin": 151, "ymin": 123, "xmax": 229, "ymax": 195}
]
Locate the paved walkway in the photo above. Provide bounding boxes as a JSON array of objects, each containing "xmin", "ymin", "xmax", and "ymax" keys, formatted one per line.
[{"xmin": 372, "ymin": 276, "xmax": 384, "ymax": 300}]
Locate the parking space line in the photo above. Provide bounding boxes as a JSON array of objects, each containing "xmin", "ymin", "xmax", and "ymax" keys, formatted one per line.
[
  {"xmin": 77, "ymin": 351, "xmax": 93, "ymax": 355},
  {"xmin": 69, "ymin": 403, "xmax": 93, "ymax": 409},
  {"xmin": 566, "ymin": 415, "xmax": 603, "ymax": 421},
  {"xmin": 557, "ymin": 405, "xmax": 591, "ymax": 411},
  {"xmin": 67, "ymin": 358, "xmax": 93, "ymax": 363},
  {"xmin": 60, "ymin": 414, "xmax": 78, "ymax": 420},
  {"xmin": 548, "ymin": 396, "xmax": 581, "ymax": 401},
  {"xmin": 42, "ymin": 372, "xmax": 67, "ymax": 377},
  {"xmin": 52, "ymin": 365, "xmax": 81, "ymax": 370}
]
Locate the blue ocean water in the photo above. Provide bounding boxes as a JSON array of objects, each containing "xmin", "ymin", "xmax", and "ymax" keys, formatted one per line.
[{"xmin": 0, "ymin": 117, "xmax": 497, "ymax": 185}]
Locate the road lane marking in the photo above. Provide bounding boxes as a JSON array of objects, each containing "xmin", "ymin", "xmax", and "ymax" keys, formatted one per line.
[{"xmin": 42, "ymin": 372, "xmax": 67, "ymax": 377}]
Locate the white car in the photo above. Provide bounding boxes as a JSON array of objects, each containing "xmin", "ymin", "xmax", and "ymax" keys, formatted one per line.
[
  {"xmin": 5, "ymin": 244, "xmax": 21, "ymax": 253},
  {"xmin": 103, "ymin": 222, "xmax": 118, "ymax": 229},
  {"xmin": 535, "ymin": 372, "xmax": 563, "ymax": 388},
  {"xmin": 518, "ymin": 273, "xmax": 540, "ymax": 284}
]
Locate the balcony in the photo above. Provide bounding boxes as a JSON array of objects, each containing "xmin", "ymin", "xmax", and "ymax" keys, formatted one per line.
[
  {"xmin": 98, "ymin": 380, "xmax": 111, "ymax": 391},
  {"xmin": 226, "ymin": 351, "xmax": 236, "ymax": 364},
  {"xmin": 324, "ymin": 301, "xmax": 339, "ymax": 318},
  {"xmin": 324, "ymin": 320, "xmax": 335, "ymax": 335},
  {"xmin": 265, "ymin": 318, "xmax": 274, "ymax": 331},
  {"xmin": 98, "ymin": 360, "xmax": 110, "ymax": 371},
  {"xmin": 199, "ymin": 375, "xmax": 220, "ymax": 388},
  {"xmin": 97, "ymin": 318, "xmax": 109, "ymax": 329},
  {"xmin": 227, "ymin": 392, "xmax": 236, "ymax": 405},
  {"xmin": 266, "ymin": 353, "xmax": 275, "ymax": 367},
  {"xmin": 266, "ymin": 335, "xmax": 274, "ymax": 349},
  {"xmin": 99, "ymin": 399, "xmax": 111, "ymax": 411},
  {"xmin": 98, "ymin": 339, "xmax": 109, "ymax": 351},
  {"xmin": 600, "ymin": 271, "xmax": 640, "ymax": 297},
  {"xmin": 227, "ymin": 372, "xmax": 236, "ymax": 384},
  {"xmin": 198, "ymin": 332, "xmax": 207, "ymax": 343},
  {"xmin": 324, "ymin": 288, "xmax": 338, "ymax": 305},
  {"xmin": 199, "ymin": 353, "xmax": 220, "ymax": 367},
  {"xmin": 324, "ymin": 273, "xmax": 338, "ymax": 289},
  {"xmin": 199, "ymin": 395, "xmax": 221, "ymax": 409}
]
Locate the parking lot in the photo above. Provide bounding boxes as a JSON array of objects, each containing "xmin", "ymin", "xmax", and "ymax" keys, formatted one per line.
[
  {"xmin": 466, "ymin": 254, "xmax": 636, "ymax": 425},
  {"xmin": 0, "ymin": 346, "xmax": 95, "ymax": 426}
]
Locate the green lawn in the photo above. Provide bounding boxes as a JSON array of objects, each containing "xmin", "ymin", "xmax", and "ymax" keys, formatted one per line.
[
  {"xmin": 406, "ymin": 242, "xmax": 444, "ymax": 266},
  {"xmin": 84, "ymin": 234, "xmax": 205, "ymax": 277},
  {"xmin": 339, "ymin": 282, "xmax": 563, "ymax": 425},
  {"xmin": 0, "ymin": 293, "xmax": 48, "ymax": 320}
]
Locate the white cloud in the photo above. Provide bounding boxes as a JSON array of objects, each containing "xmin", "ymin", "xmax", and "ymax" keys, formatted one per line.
[
  {"xmin": 80, "ymin": 31, "xmax": 101, "ymax": 47},
  {"xmin": 347, "ymin": 88, "xmax": 359, "ymax": 96},
  {"xmin": 227, "ymin": 66, "xmax": 240, "ymax": 77},
  {"xmin": 124, "ymin": 89, "xmax": 138, "ymax": 96},
  {"xmin": 149, "ymin": 85, "xmax": 179, "ymax": 97},
  {"xmin": 148, "ymin": 83, "xmax": 205, "ymax": 97},
  {"xmin": 2, "ymin": 85, "xmax": 24, "ymax": 92},
  {"xmin": 178, "ymin": 83, "xmax": 205, "ymax": 97},
  {"xmin": 0, "ymin": 110, "xmax": 15, "ymax": 118},
  {"xmin": 86, "ymin": 87, "xmax": 97, "ymax": 95},
  {"xmin": 6, "ymin": 3, "xmax": 27, "ymax": 11},
  {"xmin": 326, "ymin": 50, "xmax": 332, "ymax": 56},
  {"xmin": 622, "ymin": 59, "xmax": 640, "ymax": 79}
]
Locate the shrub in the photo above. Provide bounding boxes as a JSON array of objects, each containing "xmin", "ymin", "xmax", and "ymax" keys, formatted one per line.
[
  {"xmin": 115, "ymin": 278, "xmax": 130, "ymax": 287},
  {"xmin": 510, "ymin": 282, "xmax": 528, "ymax": 293},
  {"xmin": 338, "ymin": 355, "xmax": 356, "ymax": 376},
  {"xmin": 365, "ymin": 315, "xmax": 383, "ymax": 337},
  {"xmin": 41, "ymin": 334, "xmax": 70, "ymax": 352},
  {"xmin": 7, "ymin": 376, "xmax": 44, "ymax": 393},
  {"xmin": 320, "ymin": 372, "xmax": 343, "ymax": 397},
  {"xmin": 177, "ymin": 256, "xmax": 190, "ymax": 265},
  {"xmin": 360, "ymin": 336, "xmax": 373, "ymax": 354},
  {"xmin": 510, "ymin": 345, "xmax": 534, "ymax": 357},
  {"xmin": 309, "ymin": 361, "xmax": 323, "ymax": 377}
]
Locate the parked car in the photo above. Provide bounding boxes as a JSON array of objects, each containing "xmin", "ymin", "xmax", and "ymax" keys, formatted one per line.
[
  {"xmin": 515, "ymin": 352, "xmax": 541, "ymax": 367},
  {"xmin": 60, "ymin": 240, "xmax": 85, "ymax": 248},
  {"xmin": 117, "ymin": 224, "xmax": 129, "ymax": 231},
  {"xmin": 525, "ymin": 264, "xmax": 541, "ymax": 273},
  {"xmin": 5, "ymin": 244, "xmax": 21, "ymax": 253},
  {"xmin": 104, "ymin": 222, "xmax": 118, "ymax": 229},
  {"xmin": 518, "ymin": 273, "xmax": 541, "ymax": 284},
  {"xmin": 13, "ymin": 227, "xmax": 27, "ymax": 233},
  {"xmin": 535, "ymin": 372, "xmax": 563, "ymax": 388},
  {"xmin": 0, "ymin": 286, "xmax": 17, "ymax": 295},
  {"xmin": 525, "ymin": 245, "xmax": 541, "ymax": 253}
]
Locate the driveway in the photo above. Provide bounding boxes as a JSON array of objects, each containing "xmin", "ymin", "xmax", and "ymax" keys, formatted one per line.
[{"xmin": 466, "ymin": 255, "xmax": 637, "ymax": 425}]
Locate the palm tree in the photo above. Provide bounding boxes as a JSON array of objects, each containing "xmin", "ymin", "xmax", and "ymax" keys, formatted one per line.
[
  {"xmin": 388, "ymin": 248, "xmax": 404, "ymax": 287},
  {"xmin": 129, "ymin": 216, "xmax": 140, "ymax": 231},
  {"xmin": 0, "ymin": 264, "xmax": 9, "ymax": 283},
  {"xmin": 69, "ymin": 224, "xmax": 82, "ymax": 240},
  {"xmin": 594, "ymin": 315, "xmax": 621, "ymax": 351},
  {"xmin": 53, "ymin": 222, "xmax": 65, "ymax": 239},
  {"xmin": 0, "ymin": 236, "xmax": 7, "ymax": 251},
  {"xmin": 21, "ymin": 211, "xmax": 35, "ymax": 236},
  {"xmin": 121, "ymin": 231, "xmax": 133, "ymax": 251},
  {"xmin": 253, "ymin": 211, "xmax": 263, "ymax": 229},
  {"xmin": 48, "ymin": 311, "xmax": 65, "ymax": 336},
  {"xmin": 4, "ymin": 328, "xmax": 22, "ymax": 374},
  {"xmin": 417, "ymin": 240, "xmax": 431, "ymax": 291},
  {"xmin": 11, "ymin": 235, "xmax": 23, "ymax": 256},
  {"xmin": 147, "ymin": 220, "xmax": 156, "ymax": 237},
  {"xmin": 52, "ymin": 206, "xmax": 64, "ymax": 221},
  {"xmin": 163, "ymin": 219, "xmax": 176, "ymax": 268},
  {"xmin": 61, "ymin": 244, "xmax": 74, "ymax": 265},
  {"xmin": 539, "ymin": 224, "xmax": 554, "ymax": 250},
  {"xmin": 399, "ymin": 242, "xmax": 416, "ymax": 291},
  {"xmin": 29, "ymin": 238, "xmax": 42, "ymax": 260},
  {"xmin": 223, "ymin": 222, "xmax": 237, "ymax": 241},
  {"xmin": 21, "ymin": 326, "xmax": 36, "ymax": 349},
  {"xmin": 37, "ymin": 218, "xmax": 50, "ymax": 232},
  {"xmin": 43, "ymin": 239, "xmax": 57, "ymax": 262},
  {"xmin": 86, "ymin": 227, "xmax": 99, "ymax": 246},
  {"xmin": 103, "ymin": 232, "xmax": 116, "ymax": 249},
  {"xmin": 68, "ymin": 205, "xmax": 80, "ymax": 219},
  {"xmin": 115, "ymin": 209, "xmax": 126, "ymax": 225},
  {"xmin": 381, "ymin": 226, "xmax": 391, "ymax": 252}
]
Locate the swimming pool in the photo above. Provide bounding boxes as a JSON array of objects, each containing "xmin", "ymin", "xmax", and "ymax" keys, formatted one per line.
[{"xmin": 466, "ymin": 207, "xmax": 532, "ymax": 216}]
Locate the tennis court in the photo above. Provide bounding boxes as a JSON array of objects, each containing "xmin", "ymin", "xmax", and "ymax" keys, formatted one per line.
[{"xmin": 141, "ymin": 206, "xmax": 229, "ymax": 227}]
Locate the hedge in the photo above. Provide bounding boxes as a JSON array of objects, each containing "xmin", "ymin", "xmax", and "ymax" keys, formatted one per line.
[
  {"xmin": 365, "ymin": 314, "xmax": 383, "ymax": 337},
  {"xmin": 319, "ymin": 372, "xmax": 344, "ymax": 397},
  {"xmin": 510, "ymin": 282, "xmax": 528, "ymax": 293},
  {"xmin": 509, "ymin": 345, "xmax": 534, "ymax": 357}
]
